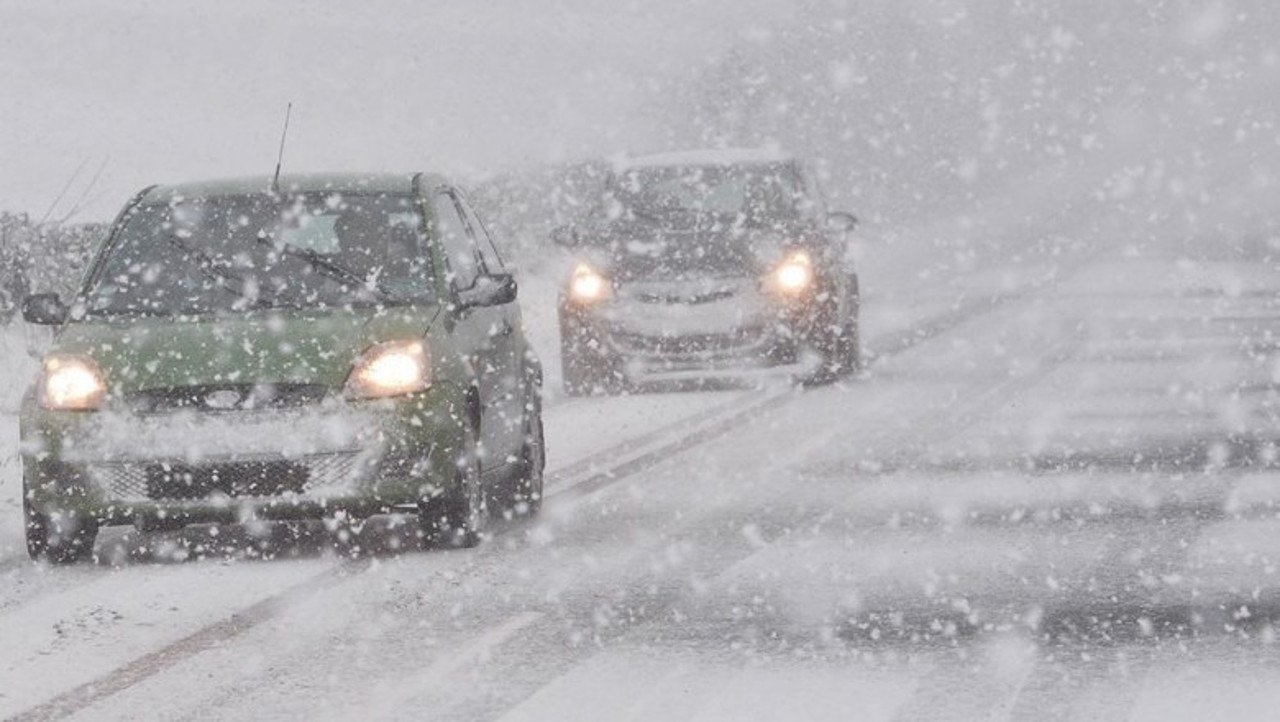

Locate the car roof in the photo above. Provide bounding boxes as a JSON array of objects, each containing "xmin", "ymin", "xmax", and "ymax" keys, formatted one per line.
[
  {"xmin": 140, "ymin": 172, "xmax": 451, "ymax": 203},
  {"xmin": 613, "ymin": 148, "xmax": 795, "ymax": 171}
]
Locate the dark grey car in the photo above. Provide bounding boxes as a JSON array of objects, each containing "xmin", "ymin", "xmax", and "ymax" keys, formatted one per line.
[{"xmin": 553, "ymin": 149, "xmax": 862, "ymax": 395}]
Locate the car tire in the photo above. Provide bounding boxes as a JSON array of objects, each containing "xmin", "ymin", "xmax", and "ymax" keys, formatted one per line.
[
  {"xmin": 800, "ymin": 303, "xmax": 852, "ymax": 386},
  {"xmin": 812, "ymin": 325, "xmax": 859, "ymax": 382},
  {"xmin": 25, "ymin": 499, "xmax": 98, "ymax": 564},
  {"xmin": 419, "ymin": 420, "xmax": 485, "ymax": 549},
  {"xmin": 839, "ymin": 320, "xmax": 863, "ymax": 375},
  {"xmin": 509, "ymin": 394, "xmax": 545, "ymax": 517}
]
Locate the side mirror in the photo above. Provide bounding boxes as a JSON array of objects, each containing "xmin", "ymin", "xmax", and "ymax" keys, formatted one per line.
[
  {"xmin": 457, "ymin": 273, "xmax": 518, "ymax": 310},
  {"xmin": 825, "ymin": 212, "xmax": 858, "ymax": 233},
  {"xmin": 22, "ymin": 293, "xmax": 68, "ymax": 326},
  {"xmin": 551, "ymin": 225, "xmax": 579, "ymax": 248}
]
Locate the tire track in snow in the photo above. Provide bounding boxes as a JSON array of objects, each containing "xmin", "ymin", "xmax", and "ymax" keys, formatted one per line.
[
  {"xmin": 361, "ymin": 611, "xmax": 545, "ymax": 721},
  {"xmin": 881, "ymin": 272, "xmax": 1275, "ymax": 721},
  {"xmin": 10, "ymin": 559, "xmax": 371, "ymax": 722},
  {"xmin": 994, "ymin": 296, "xmax": 1275, "ymax": 722}
]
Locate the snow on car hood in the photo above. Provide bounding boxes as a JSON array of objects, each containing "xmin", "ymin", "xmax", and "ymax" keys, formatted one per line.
[{"xmin": 47, "ymin": 304, "xmax": 441, "ymax": 395}]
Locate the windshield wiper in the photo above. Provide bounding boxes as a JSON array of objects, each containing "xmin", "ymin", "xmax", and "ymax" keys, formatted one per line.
[
  {"xmin": 256, "ymin": 235, "xmax": 396, "ymax": 303},
  {"xmin": 164, "ymin": 234, "xmax": 273, "ymax": 308}
]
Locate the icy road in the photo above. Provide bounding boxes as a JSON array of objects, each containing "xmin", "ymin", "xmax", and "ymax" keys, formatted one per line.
[{"xmin": 2, "ymin": 207, "xmax": 1280, "ymax": 721}]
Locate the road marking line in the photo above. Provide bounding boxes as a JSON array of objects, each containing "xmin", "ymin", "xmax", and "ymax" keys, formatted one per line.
[
  {"xmin": 544, "ymin": 390, "xmax": 765, "ymax": 485},
  {"xmin": 9, "ymin": 559, "xmax": 370, "ymax": 722},
  {"xmin": 546, "ymin": 390, "xmax": 790, "ymax": 499}
]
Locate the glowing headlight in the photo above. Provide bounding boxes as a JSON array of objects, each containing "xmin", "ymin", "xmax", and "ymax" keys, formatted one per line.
[
  {"xmin": 345, "ymin": 340, "xmax": 432, "ymax": 399},
  {"xmin": 773, "ymin": 251, "xmax": 814, "ymax": 293},
  {"xmin": 39, "ymin": 356, "xmax": 107, "ymax": 411},
  {"xmin": 569, "ymin": 264, "xmax": 612, "ymax": 302}
]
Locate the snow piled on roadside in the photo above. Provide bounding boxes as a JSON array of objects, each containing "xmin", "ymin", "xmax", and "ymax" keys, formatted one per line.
[{"xmin": 0, "ymin": 325, "xmax": 41, "ymax": 559}]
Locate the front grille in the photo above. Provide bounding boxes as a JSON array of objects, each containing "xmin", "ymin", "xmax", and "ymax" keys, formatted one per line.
[
  {"xmin": 632, "ymin": 288, "xmax": 738, "ymax": 305},
  {"xmin": 147, "ymin": 461, "xmax": 309, "ymax": 499},
  {"xmin": 89, "ymin": 452, "xmax": 363, "ymax": 502},
  {"xmin": 127, "ymin": 384, "xmax": 328, "ymax": 414},
  {"xmin": 611, "ymin": 328, "xmax": 765, "ymax": 356}
]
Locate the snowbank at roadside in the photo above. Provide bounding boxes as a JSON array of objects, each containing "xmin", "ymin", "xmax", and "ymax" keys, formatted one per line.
[{"xmin": 0, "ymin": 325, "xmax": 42, "ymax": 559}]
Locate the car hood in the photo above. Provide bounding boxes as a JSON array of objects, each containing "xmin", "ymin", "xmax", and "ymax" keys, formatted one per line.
[
  {"xmin": 49, "ymin": 305, "xmax": 442, "ymax": 395},
  {"xmin": 573, "ymin": 218, "xmax": 817, "ymax": 282}
]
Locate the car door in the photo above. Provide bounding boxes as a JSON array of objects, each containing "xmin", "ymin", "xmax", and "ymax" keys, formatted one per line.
[
  {"xmin": 456, "ymin": 190, "xmax": 528, "ymax": 463},
  {"xmin": 431, "ymin": 188, "xmax": 524, "ymax": 470}
]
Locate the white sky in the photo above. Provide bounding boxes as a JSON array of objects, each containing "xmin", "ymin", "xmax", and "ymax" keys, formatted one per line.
[{"xmin": 0, "ymin": 0, "xmax": 796, "ymax": 221}]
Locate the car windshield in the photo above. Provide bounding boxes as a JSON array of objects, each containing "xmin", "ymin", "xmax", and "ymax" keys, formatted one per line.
[
  {"xmin": 82, "ymin": 192, "xmax": 434, "ymax": 317},
  {"xmin": 604, "ymin": 163, "xmax": 804, "ymax": 223}
]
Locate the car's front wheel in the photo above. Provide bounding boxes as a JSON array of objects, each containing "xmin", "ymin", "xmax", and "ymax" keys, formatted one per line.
[
  {"xmin": 25, "ymin": 499, "xmax": 98, "ymax": 564},
  {"xmin": 797, "ymin": 300, "xmax": 857, "ymax": 385},
  {"xmin": 419, "ymin": 421, "xmax": 486, "ymax": 548},
  {"xmin": 509, "ymin": 395, "xmax": 545, "ymax": 517},
  {"xmin": 836, "ymin": 319, "xmax": 863, "ymax": 375}
]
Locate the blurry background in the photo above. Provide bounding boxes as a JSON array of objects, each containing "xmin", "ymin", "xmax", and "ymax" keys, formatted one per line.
[
  {"xmin": 2, "ymin": 0, "xmax": 1279, "ymax": 280},
  {"xmin": 0, "ymin": 0, "xmax": 789, "ymax": 220}
]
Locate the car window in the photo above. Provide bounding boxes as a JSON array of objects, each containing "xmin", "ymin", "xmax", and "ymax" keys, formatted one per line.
[{"xmin": 431, "ymin": 191, "xmax": 480, "ymax": 289}]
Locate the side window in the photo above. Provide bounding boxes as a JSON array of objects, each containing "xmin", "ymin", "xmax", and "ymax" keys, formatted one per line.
[
  {"xmin": 456, "ymin": 194, "xmax": 505, "ymax": 273},
  {"xmin": 431, "ymin": 191, "xmax": 480, "ymax": 289}
]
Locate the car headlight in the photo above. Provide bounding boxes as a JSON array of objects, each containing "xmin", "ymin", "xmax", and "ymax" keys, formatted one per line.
[
  {"xmin": 39, "ymin": 356, "xmax": 107, "ymax": 411},
  {"xmin": 345, "ymin": 340, "xmax": 432, "ymax": 399},
  {"xmin": 569, "ymin": 263, "xmax": 612, "ymax": 303},
  {"xmin": 772, "ymin": 251, "xmax": 814, "ymax": 294}
]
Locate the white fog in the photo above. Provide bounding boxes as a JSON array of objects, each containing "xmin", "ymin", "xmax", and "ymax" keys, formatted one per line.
[{"xmin": 2, "ymin": 1, "xmax": 1280, "ymax": 720}]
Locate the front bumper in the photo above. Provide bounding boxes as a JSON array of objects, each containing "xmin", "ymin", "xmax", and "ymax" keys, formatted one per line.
[
  {"xmin": 20, "ymin": 383, "xmax": 468, "ymax": 526},
  {"xmin": 560, "ymin": 290, "xmax": 821, "ymax": 379}
]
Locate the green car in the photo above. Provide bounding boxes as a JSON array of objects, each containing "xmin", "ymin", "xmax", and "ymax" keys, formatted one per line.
[{"xmin": 19, "ymin": 173, "xmax": 545, "ymax": 563}]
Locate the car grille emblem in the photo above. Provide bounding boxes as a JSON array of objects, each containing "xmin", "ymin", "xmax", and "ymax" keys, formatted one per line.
[
  {"xmin": 203, "ymin": 389, "xmax": 243, "ymax": 410},
  {"xmin": 636, "ymin": 288, "xmax": 737, "ymax": 305}
]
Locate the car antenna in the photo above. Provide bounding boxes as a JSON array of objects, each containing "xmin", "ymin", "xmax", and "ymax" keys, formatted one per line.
[{"xmin": 271, "ymin": 102, "xmax": 293, "ymax": 195}]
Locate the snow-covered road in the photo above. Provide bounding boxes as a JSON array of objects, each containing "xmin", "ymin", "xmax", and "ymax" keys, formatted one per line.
[{"xmin": 3, "ymin": 206, "xmax": 1280, "ymax": 720}]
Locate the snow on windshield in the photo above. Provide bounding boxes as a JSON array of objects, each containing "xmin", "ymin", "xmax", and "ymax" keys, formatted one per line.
[{"xmin": 86, "ymin": 192, "xmax": 433, "ymax": 316}]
